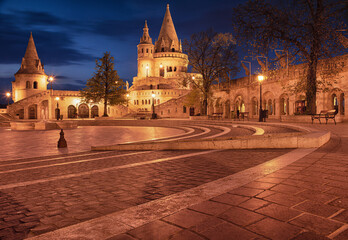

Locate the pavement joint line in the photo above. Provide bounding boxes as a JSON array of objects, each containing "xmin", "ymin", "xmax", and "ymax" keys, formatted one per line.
[
  {"xmin": 327, "ymin": 224, "xmax": 348, "ymax": 239},
  {"xmin": 0, "ymin": 151, "xmax": 138, "ymax": 168},
  {"xmin": 0, "ymin": 151, "xmax": 153, "ymax": 175},
  {"xmin": 200, "ymin": 124, "xmax": 231, "ymax": 139},
  {"xmin": 28, "ymin": 147, "xmax": 317, "ymax": 240},
  {"xmin": 328, "ymin": 209, "xmax": 345, "ymax": 219},
  {"xmin": 0, "ymin": 150, "xmax": 219, "ymax": 190},
  {"xmin": 159, "ymin": 125, "xmax": 210, "ymax": 142},
  {"xmin": 0, "ymin": 150, "xmax": 110, "ymax": 164},
  {"xmin": 120, "ymin": 126, "xmax": 193, "ymax": 144}
]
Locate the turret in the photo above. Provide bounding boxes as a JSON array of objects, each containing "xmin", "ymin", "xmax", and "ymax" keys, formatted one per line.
[
  {"xmin": 12, "ymin": 33, "xmax": 48, "ymax": 102},
  {"xmin": 137, "ymin": 20, "xmax": 154, "ymax": 79}
]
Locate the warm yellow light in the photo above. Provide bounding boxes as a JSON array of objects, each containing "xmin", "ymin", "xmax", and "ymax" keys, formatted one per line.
[
  {"xmin": 258, "ymin": 75, "xmax": 265, "ymax": 82},
  {"xmin": 48, "ymin": 76, "xmax": 54, "ymax": 82},
  {"xmin": 160, "ymin": 64, "xmax": 163, "ymax": 68},
  {"xmin": 74, "ymin": 99, "xmax": 80, "ymax": 105},
  {"xmin": 126, "ymin": 94, "xmax": 129, "ymax": 97},
  {"xmin": 6, "ymin": 92, "xmax": 11, "ymax": 97},
  {"xmin": 192, "ymin": 76, "xmax": 195, "ymax": 80},
  {"xmin": 146, "ymin": 66, "xmax": 149, "ymax": 69},
  {"xmin": 152, "ymin": 93, "xmax": 155, "ymax": 98},
  {"xmin": 55, "ymin": 97, "xmax": 60, "ymax": 101}
]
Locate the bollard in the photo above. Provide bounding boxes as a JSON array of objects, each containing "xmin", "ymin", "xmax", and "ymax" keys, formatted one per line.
[{"xmin": 58, "ymin": 129, "xmax": 67, "ymax": 148}]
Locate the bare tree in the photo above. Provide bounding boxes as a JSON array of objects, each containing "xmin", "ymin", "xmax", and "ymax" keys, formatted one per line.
[
  {"xmin": 80, "ymin": 52, "xmax": 126, "ymax": 117},
  {"xmin": 184, "ymin": 29, "xmax": 239, "ymax": 115},
  {"xmin": 232, "ymin": 0, "xmax": 347, "ymax": 114}
]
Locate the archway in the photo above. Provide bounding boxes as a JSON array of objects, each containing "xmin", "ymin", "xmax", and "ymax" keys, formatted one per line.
[
  {"xmin": 40, "ymin": 100, "xmax": 48, "ymax": 119},
  {"xmin": 331, "ymin": 93, "xmax": 338, "ymax": 113},
  {"xmin": 91, "ymin": 105, "xmax": 99, "ymax": 118},
  {"xmin": 68, "ymin": 105, "xmax": 77, "ymax": 118},
  {"xmin": 224, "ymin": 100, "xmax": 231, "ymax": 118},
  {"xmin": 251, "ymin": 97, "xmax": 258, "ymax": 116},
  {"xmin": 340, "ymin": 93, "xmax": 345, "ymax": 115},
  {"xmin": 78, "ymin": 104, "xmax": 89, "ymax": 118},
  {"xmin": 279, "ymin": 94, "xmax": 289, "ymax": 115},
  {"xmin": 28, "ymin": 104, "xmax": 37, "ymax": 119}
]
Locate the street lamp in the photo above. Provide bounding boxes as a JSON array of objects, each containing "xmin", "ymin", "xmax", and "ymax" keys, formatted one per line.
[
  {"xmin": 6, "ymin": 92, "xmax": 11, "ymax": 105},
  {"xmin": 48, "ymin": 76, "xmax": 54, "ymax": 90},
  {"xmin": 55, "ymin": 97, "xmax": 60, "ymax": 120},
  {"xmin": 151, "ymin": 93, "xmax": 156, "ymax": 119},
  {"xmin": 258, "ymin": 75, "xmax": 265, "ymax": 122}
]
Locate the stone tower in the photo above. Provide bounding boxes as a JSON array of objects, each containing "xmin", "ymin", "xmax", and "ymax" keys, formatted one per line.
[
  {"xmin": 137, "ymin": 20, "xmax": 155, "ymax": 79},
  {"xmin": 12, "ymin": 33, "xmax": 48, "ymax": 102}
]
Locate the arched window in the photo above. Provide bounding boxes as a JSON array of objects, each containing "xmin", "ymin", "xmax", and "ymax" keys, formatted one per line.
[
  {"xmin": 172, "ymin": 48, "xmax": 175, "ymax": 52},
  {"xmin": 26, "ymin": 81, "xmax": 31, "ymax": 89},
  {"xmin": 161, "ymin": 48, "xmax": 164, "ymax": 52},
  {"xmin": 157, "ymin": 99, "xmax": 160, "ymax": 104},
  {"xmin": 141, "ymin": 49, "xmax": 144, "ymax": 53},
  {"xmin": 33, "ymin": 81, "xmax": 38, "ymax": 89},
  {"xmin": 146, "ymin": 49, "xmax": 148, "ymax": 53},
  {"xmin": 145, "ymin": 100, "xmax": 147, "ymax": 105},
  {"xmin": 142, "ymin": 100, "xmax": 144, "ymax": 105},
  {"xmin": 332, "ymin": 94, "xmax": 338, "ymax": 113},
  {"xmin": 183, "ymin": 106, "xmax": 187, "ymax": 113},
  {"xmin": 174, "ymin": 67, "xmax": 177, "ymax": 72}
]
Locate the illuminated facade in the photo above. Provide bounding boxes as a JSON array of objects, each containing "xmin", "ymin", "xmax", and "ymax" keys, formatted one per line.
[{"xmin": 128, "ymin": 4, "xmax": 194, "ymax": 113}]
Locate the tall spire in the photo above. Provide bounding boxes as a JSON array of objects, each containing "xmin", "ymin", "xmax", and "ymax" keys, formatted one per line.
[
  {"xmin": 155, "ymin": 4, "xmax": 180, "ymax": 53},
  {"xmin": 24, "ymin": 32, "xmax": 39, "ymax": 60},
  {"xmin": 16, "ymin": 33, "xmax": 45, "ymax": 75},
  {"xmin": 140, "ymin": 20, "xmax": 152, "ymax": 44}
]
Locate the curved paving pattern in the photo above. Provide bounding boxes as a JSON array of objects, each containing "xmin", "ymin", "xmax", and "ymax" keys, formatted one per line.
[{"xmin": 0, "ymin": 120, "xmax": 331, "ymax": 239}]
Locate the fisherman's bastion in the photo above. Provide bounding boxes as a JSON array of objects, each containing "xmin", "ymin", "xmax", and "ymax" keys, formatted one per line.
[{"xmin": 5, "ymin": 5, "xmax": 348, "ymax": 122}]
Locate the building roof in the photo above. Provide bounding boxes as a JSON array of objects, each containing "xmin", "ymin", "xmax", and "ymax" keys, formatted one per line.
[
  {"xmin": 154, "ymin": 4, "xmax": 181, "ymax": 53},
  {"xmin": 16, "ymin": 33, "xmax": 45, "ymax": 75}
]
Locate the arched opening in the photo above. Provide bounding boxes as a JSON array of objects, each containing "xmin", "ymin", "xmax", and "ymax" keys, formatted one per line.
[
  {"xmin": 332, "ymin": 94, "xmax": 338, "ymax": 113},
  {"xmin": 224, "ymin": 100, "xmax": 231, "ymax": 119},
  {"xmin": 78, "ymin": 104, "xmax": 89, "ymax": 118},
  {"xmin": 340, "ymin": 93, "xmax": 345, "ymax": 115},
  {"xmin": 145, "ymin": 100, "xmax": 147, "ymax": 105},
  {"xmin": 142, "ymin": 100, "xmax": 144, "ymax": 105},
  {"xmin": 251, "ymin": 97, "xmax": 258, "ymax": 115},
  {"xmin": 174, "ymin": 67, "xmax": 177, "ymax": 72},
  {"xmin": 157, "ymin": 99, "xmax": 160, "ymax": 104},
  {"xmin": 26, "ymin": 81, "xmax": 31, "ymax": 89},
  {"xmin": 183, "ymin": 106, "xmax": 187, "ymax": 113},
  {"xmin": 172, "ymin": 48, "xmax": 175, "ymax": 52},
  {"xmin": 189, "ymin": 107, "xmax": 195, "ymax": 116},
  {"xmin": 268, "ymin": 99, "xmax": 273, "ymax": 115},
  {"xmin": 68, "ymin": 105, "xmax": 77, "ymax": 118},
  {"xmin": 33, "ymin": 81, "xmax": 38, "ymax": 89},
  {"xmin": 91, "ymin": 105, "xmax": 99, "ymax": 118},
  {"xmin": 28, "ymin": 104, "xmax": 37, "ymax": 119},
  {"xmin": 161, "ymin": 48, "xmax": 164, "ymax": 52}
]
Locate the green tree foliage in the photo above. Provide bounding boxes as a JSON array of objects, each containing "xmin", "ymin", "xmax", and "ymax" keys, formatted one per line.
[
  {"xmin": 232, "ymin": 0, "xmax": 347, "ymax": 114},
  {"xmin": 80, "ymin": 52, "xmax": 126, "ymax": 117},
  {"xmin": 184, "ymin": 29, "xmax": 239, "ymax": 115}
]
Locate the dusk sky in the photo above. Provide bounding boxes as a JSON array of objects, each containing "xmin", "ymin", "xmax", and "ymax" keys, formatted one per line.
[{"xmin": 0, "ymin": 0, "xmax": 248, "ymax": 100}]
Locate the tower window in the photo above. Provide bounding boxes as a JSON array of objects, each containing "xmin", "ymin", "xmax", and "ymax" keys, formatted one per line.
[
  {"xmin": 161, "ymin": 48, "xmax": 164, "ymax": 52},
  {"xmin": 26, "ymin": 81, "xmax": 31, "ymax": 89},
  {"xmin": 142, "ymin": 49, "xmax": 144, "ymax": 53},
  {"xmin": 33, "ymin": 81, "xmax": 38, "ymax": 89},
  {"xmin": 146, "ymin": 49, "xmax": 148, "ymax": 53},
  {"xmin": 172, "ymin": 48, "xmax": 175, "ymax": 52}
]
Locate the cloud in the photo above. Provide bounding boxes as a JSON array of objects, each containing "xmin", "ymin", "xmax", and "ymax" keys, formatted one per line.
[{"xmin": 0, "ymin": 11, "xmax": 95, "ymax": 66}]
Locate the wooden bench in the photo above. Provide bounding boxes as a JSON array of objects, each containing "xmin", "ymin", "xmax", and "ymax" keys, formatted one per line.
[
  {"xmin": 208, "ymin": 113, "xmax": 223, "ymax": 120},
  {"xmin": 311, "ymin": 110, "xmax": 337, "ymax": 125}
]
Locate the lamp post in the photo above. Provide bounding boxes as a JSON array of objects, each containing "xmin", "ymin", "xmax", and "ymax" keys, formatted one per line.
[
  {"xmin": 55, "ymin": 97, "xmax": 60, "ymax": 120},
  {"xmin": 258, "ymin": 75, "xmax": 264, "ymax": 122},
  {"xmin": 6, "ymin": 92, "xmax": 11, "ymax": 105},
  {"xmin": 151, "ymin": 93, "xmax": 156, "ymax": 119},
  {"xmin": 48, "ymin": 76, "xmax": 54, "ymax": 90}
]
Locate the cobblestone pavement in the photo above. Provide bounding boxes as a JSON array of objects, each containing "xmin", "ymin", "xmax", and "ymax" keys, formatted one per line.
[
  {"xmin": 0, "ymin": 121, "xmax": 319, "ymax": 239},
  {"xmin": 0, "ymin": 121, "xmax": 299, "ymax": 239},
  {"xmin": 109, "ymin": 122, "xmax": 348, "ymax": 240}
]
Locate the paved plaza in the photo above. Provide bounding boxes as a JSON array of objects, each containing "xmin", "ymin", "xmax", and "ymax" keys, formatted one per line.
[{"xmin": 0, "ymin": 120, "xmax": 347, "ymax": 240}]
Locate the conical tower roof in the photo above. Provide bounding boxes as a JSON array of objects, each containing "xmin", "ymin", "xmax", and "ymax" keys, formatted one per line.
[
  {"xmin": 155, "ymin": 4, "xmax": 180, "ymax": 52},
  {"xmin": 24, "ymin": 32, "xmax": 39, "ymax": 60},
  {"xmin": 16, "ymin": 33, "xmax": 45, "ymax": 75}
]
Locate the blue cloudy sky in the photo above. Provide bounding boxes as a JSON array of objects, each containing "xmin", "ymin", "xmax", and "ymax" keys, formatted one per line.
[{"xmin": 0, "ymin": 0, "xmax": 246, "ymax": 101}]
